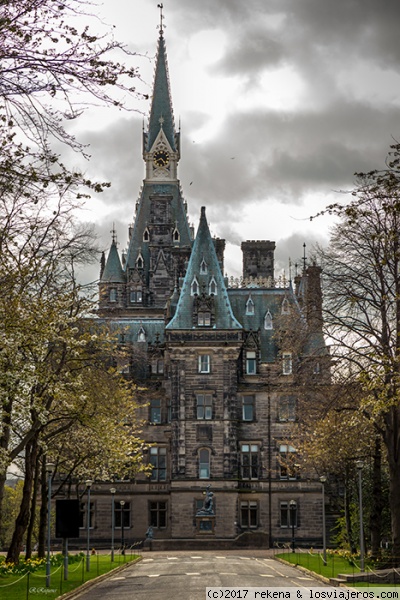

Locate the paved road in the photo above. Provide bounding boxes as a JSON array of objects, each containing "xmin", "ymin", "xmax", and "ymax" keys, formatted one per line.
[{"xmin": 75, "ymin": 551, "xmax": 326, "ymax": 600}]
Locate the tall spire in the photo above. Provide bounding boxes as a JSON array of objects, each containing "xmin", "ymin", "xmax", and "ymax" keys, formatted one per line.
[{"xmin": 145, "ymin": 10, "xmax": 177, "ymax": 153}]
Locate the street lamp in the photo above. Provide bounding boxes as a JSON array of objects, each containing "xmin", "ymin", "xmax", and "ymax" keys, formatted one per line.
[
  {"xmin": 120, "ymin": 500, "xmax": 125, "ymax": 556},
  {"xmin": 355, "ymin": 460, "xmax": 365, "ymax": 572},
  {"xmin": 320, "ymin": 476, "xmax": 327, "ymax": 564},
  {"xmin": 110, "ymin": 488, "xmax": 116, "ymax": 562},
  {"xmin": 46, "ymin": 462, "xmax": 55, "ymax": 588},
  {"xmin": 85, "ymin": 480, "xmax": 93, "ymax": 572},
  {"xmin": 289, "ymin": 500, "xmax": 297, "ymax": 554}
]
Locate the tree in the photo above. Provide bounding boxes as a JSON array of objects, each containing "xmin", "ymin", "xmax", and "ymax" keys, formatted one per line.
[{"xmin": 315, "ymin": 143, "xmax": 400, "ymax": 558}]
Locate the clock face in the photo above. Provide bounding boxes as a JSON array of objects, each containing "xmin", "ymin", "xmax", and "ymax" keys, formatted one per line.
[{"xmin": 153, "ymin": 150, "xmax": 170, "ymax": 167}]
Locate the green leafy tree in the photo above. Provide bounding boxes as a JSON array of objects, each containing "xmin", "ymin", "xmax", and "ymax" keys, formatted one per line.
[{"xmin": 315, "ymin": 143, "xmax": 400, "ymax": 559}]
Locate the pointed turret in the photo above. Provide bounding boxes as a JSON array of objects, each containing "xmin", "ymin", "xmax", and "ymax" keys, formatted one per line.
[
  {"xmin": 166, "ymin": 207, "xmax": 242, "ymax": 330},
  {"xmin": 101, "ymin": 240, "xmax": 125, "ymax": 283},
  {"xmin": 144, "ymin": 30, "xmax": 178, "ymax": 155}
]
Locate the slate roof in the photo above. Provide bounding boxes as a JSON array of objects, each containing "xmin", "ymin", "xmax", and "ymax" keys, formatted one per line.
[
  {"xmin": 145, "ymin": 33, "xmax": 177, "ymax": 153},
  {"xmin": 124, "ymin": 182, "xmax": 192, "ymax": 275},
  {"xmin": 166, "ymin": 207, "xmax": 242, "ymax": 330},
  {"xmin": 97, "ymin": 318, "xmax": 165, "ymax": 345},
  {"xmin": 101, "ymin": 240, "xmax": 125, "ymax": 283}
]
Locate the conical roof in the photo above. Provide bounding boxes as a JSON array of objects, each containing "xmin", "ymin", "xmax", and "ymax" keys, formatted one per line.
[
  {"xmin": 101, "ymin": 240, "xmax": 125, "ymax": 283},
  {"xmin": 166, "ymin": 207, "xmax": 242, "ymax": 330},
  {"xmin": 146, "ymin": 32, "xmax": 176, "ymax": 152}
]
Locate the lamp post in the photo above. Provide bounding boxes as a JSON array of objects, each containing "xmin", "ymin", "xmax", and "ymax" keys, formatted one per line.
[
  {"xmin": 110, "ymin": 488, "xmax": 116, "ymax": 562},
  {"xmin": 85, "ymin": 480, "xmax": 93, "ymax": 572},
  {"xmin": 289, "ymin": 500, "xmax": 296, "ymax": 553},
  {"xmin": 320, "ymin": 476, "xmax": 327, "ymax": 564},
  {"xmin": 120, "ymin": 500, "xmax": 125, "ymax": 556},
  {"xmin": 355, "ymin": 460, "xmax": 365, "ymax": 572},
  {"xmin": 46, "ymin": 462, "xmax": 55, "ymax": 588}
]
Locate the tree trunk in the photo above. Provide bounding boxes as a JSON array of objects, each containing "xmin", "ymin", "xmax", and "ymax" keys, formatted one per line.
[
  {"xmin": 344, "ymin": 474, "xmax": 357, "ymax": 553},
  {"xmin": 0, "ymin": 395, "xmax": 13, "ymax": 536},
  {"xmin": 37, "ymin": 458, "xmax": 47, "ymax": 559},
  {"xmin": 6, "ymin": 436, "xmax": 38, "ymax": 564},
  {"xmin": 25, "ymin": 450, "xmax": 41, "ymax": 559},
  {"xmin": 370, "ymin": 435, "xmax": 383, "ymax": 559},
  {"xmin": 384, "ymin": 406, "xmax": 400, "ymax": 562}
]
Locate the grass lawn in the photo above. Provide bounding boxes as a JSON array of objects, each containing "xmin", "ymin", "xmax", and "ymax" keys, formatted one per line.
[
  {"xmin": 0, "ymin": 552, "xmax": 140, "ymax": 600},
  {"xmin": 276, "ymin": 551, "xmax": 364, "ymax": 580}
]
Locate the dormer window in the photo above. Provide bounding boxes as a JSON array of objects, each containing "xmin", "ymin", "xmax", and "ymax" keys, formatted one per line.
[
  {"xmin": 264, "ymin": 310, "xmax": 273, "ymax": 330},
  {"xmin": 136, "ymin": 252, "xmax": 144, "ymax": 269},
  {"xmin": 200, "ymin": 258, "xmax": 208, "ymax": 274},
  {"xmin": 246, "ymin": 296, "xmax": 254, "ymax": 315},
  {"xmin": 172, "ymin": 227, "xmax": 180, "ymax": 242},
  {"xmin": 209, "ymin": 277, "xmax": 217, "ymax": 296},
  {"xmin": 281, "ymin": 298, "xmax": 290, "ymax": 314},
  {"xmin": 138, "ymin": 326, "xmax": 146, "ymax": 342},
  {"xmin": 143, "ymin": 228, "xmax": 150, "ymax": 242},
  {"xmin": 191, "ymin": 277, "xmax": 199, "ymax": 296}
]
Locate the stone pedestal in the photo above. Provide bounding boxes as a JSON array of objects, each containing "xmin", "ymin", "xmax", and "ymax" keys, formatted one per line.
[{"xmin": 195, "ymin": 515, "xmax": 215, "ymax": 534}]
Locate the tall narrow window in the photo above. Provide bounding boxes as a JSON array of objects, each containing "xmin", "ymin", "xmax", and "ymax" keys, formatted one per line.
[
  {"xmin": 196, "ymin": 394, "xmax": 213, "ymax": 420},
  {"xmin": 246, "ymin": 296, "xmax": 255, "ymax": 315},
  {"xmin": 209, "ymin": 277, "xmax": 217, "ymax": 295},
  {"xmin": 136, "ymin": 253, "xmax": 144, "ymax": 269},
  {"xmin": 279, "ymin": 444, "xmax": 297, "ymax": 480},
  {"xmin": 282, "ymin": 352, "xmax": 292, "ymax": 375},
  {"xmin": 240, "ymin": 501, "xmax": 258, "ymax": 528},
  {"xmin": 242, "ymin": 396, "xmax": 255, "ymax": 421},
  {"xmin": 149, "ymin": 399, "xmax": 161, "ymax": 424},
  {"xmin": 200, "ymin": 258, "xmax": 208, "ymax": 274},
  {"xmin": 109, "ymin": 288, "xmax": 117, "ymax": 302},
  {"xmin": 198, "ymin": 354, "xmax": 211, "ymax": 373},
  {"xmin": 280, "ymin": 501, "xmax": 297, "ymax": 528},
  {"xmin": 172, "ymin": 227, "xmax": 180, "ymax": 242},
  {"xmin": 138, "ymin": 327, "xmax": 146, "ymax": 342},
  {"xmin": 246, "ymin": 351, "xmax": 256, "ymax": 375},
  {"xmin": 264, "ymin": 310, "xmax": 273, "ymax": 330},
  {"xmin": 115, "ymin": 502, "xmax": 130, "ymax": 528},
  {"xmin": 149, "ymin": 447, "xmax": 167, "ymax": 481},
  {"xmin": 191, "ymin": 277, "xmax": 199, "ymax": 296},
  {"xmin": 199, "ymin": 448, "xmax": 210, "ymax": 479},
  {"xmin": 149, "ymin": 501, "xmax": 167, "ymax": 528},
  {"xmin": 281, "ymin": 298, "xmax": 290, "ymax": 314},
  {"xmin": 143, "ymin": 228, "xmax": 150, "ymax": 242},
  {"xmin": 278, "ymin": 396, "xmax": 296, "ymax": 421},
  {"xmin": 240, "ymin": 444, "xmax": 259, "ymax": 480},
  {"xmin": 79, "ymin": 502, "xmax": 94, "ymax": 529}
]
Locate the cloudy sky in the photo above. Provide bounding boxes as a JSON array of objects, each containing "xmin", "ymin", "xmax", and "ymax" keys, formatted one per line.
[{"xmin": 71, "ymin": 0, "xmax": 400, "ymax": 283}]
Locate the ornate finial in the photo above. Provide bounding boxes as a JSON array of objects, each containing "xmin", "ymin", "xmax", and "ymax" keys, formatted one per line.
[
  {"xmin": 111, "ymin": 223, "xmax": 117, "ymax": 244},
  {"xmin": 288, "ymin": 257, "xmax": 292, "ymax": 282},
  {"xmin": 157, "ymin": 3, "xmax": 165, "ymax": 36},
  {"xmin": 159, "ymin": 115, "xmax": 164, "ymax": 126},
  {"xmin": 302, "ymin": 243, "xmax": 307, "ymax": 272}
]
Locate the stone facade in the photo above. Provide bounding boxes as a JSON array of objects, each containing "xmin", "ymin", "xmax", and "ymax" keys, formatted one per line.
[{"xmin": 62, "ymin": 25, "xmax": 331, "ymax": 551}]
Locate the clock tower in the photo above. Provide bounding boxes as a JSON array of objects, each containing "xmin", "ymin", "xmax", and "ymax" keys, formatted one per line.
[{"xmin": 99, "ymin": 22, "xmax": 191, "ymax": 314}]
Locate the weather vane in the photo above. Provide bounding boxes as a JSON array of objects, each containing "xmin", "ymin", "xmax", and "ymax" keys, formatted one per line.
[{"xmin": 157, "ymin": 3, "xmax": 165, "ymax": 36}]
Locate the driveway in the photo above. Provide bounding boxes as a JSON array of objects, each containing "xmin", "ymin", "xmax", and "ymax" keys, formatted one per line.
[{"xmin": 74, "ymin": 550, "xmax": 326, "ymax": 600}]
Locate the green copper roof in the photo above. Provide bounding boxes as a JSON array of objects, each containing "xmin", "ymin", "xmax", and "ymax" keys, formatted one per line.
[
  {"xmin": 166, "ymin": 207, "xmax": 242, "ymax": 330},
  {"xmin": 145, "ymin": 33, "xmax": 176, "ymax": 152},
  {"xmin": 101, "ymin": 240, "xmax": 125, "ymax": 283}
]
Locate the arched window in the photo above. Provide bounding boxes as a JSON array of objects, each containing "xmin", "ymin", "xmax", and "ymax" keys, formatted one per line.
[
  {"xmin": 138, "ymin": 327, "xmax": 146, "ymax": 342},
  {"xmin": 191, "ymin": 277, "xmax": 199, "ymax": 296},
  {"xmin": 264, "ymin": 310, "xmax": 273, "ymax": 330},
  {"xmin": 199, "ymin": 448, "xmax": 210, "ymax": 479},
  {"xmin": 209, "ymin": 277, "xmax": 217, "ymax": 296},
  {"xmin": 246, "ymin": 296, "xmax": 254, "ymax": 315},
  {"xmin": 136, "ymin": 252, "xmax": 144, "ymax": 269},
  {"xmin": 172, "ymin": 227, "xmax": 180, "ymax": 242},
  {"xmin": 281, "ymin": 298, "xmax": 290, "ymax": 314},
  {"xmin": 143, "ymin": 228, "xmax": 150, "ymax": 242},
  {"xmin": 109, "ymin": 288, "xmax": 117, "ymax": 302},
  {"xmin": 200, "ymin": 258, "xmax": 208, "ymax": 274}
]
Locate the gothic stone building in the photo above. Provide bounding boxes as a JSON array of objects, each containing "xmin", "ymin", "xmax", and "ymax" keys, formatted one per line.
[{"xmin": 88, "ymin": 26, "xmax": 330, "ymax": 549}]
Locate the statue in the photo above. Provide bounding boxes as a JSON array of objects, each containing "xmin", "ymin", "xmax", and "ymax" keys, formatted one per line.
[{"xmin": 196, "ymin": 485, "xmax": 215, "ymax": 516}]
